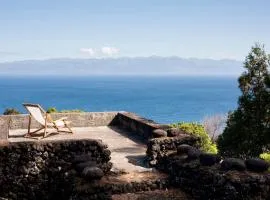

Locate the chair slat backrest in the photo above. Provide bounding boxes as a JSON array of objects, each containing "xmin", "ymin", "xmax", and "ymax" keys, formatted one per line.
[{"xmin": 23, "ymin": 103, "xmax": 46, "ymax": 126}]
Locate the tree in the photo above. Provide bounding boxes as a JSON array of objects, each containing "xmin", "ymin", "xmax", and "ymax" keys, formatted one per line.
[
  {"xmin": 202, "ymin": 114, "xmax": 227, "ymax": 142},
  {"xmin": 218, "ymin": 44, "xmax": 270, "ymax": 157}
]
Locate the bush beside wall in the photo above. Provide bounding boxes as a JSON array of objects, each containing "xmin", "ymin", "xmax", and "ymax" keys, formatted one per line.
[{"xmin": 170, "ymin": 122, "xmax": 218, "ymax": 154}]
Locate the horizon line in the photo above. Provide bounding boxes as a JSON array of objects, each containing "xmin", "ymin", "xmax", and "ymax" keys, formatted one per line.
[{"xmin": 0, "ymin": 56, "xmax": 243, "ymax": 64}]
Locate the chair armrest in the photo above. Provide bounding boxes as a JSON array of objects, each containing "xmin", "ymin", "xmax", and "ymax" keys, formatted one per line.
[{"xmin": 44, "ymin": 113, "xmax": 54, "ymax": 123}]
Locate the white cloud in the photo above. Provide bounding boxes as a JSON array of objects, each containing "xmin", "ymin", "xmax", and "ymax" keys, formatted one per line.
[
  {"xmin": 101, "ymin": 47, "xmax": 119, "ymax": 56},
  {"xmin": 80, "ymin": 48, "xmax": 95, "ymax": 56},
  {"xmin": 80, "ymin": 47, "xmax": 120, "ymax": 57}
]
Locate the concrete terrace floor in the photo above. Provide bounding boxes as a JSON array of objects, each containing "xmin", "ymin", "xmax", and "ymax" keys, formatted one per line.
[{"xmin": 9, "ymin": 126, "xmax": 152, "ymax": 173}]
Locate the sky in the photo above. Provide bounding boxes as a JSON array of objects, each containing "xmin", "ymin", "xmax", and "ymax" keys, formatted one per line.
[{"xmin": 0, "ymin": 0, "xmax": 270, "ymax": 62}]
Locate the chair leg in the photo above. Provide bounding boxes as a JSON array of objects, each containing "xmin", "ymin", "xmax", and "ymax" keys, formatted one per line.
[
  {"xmin": 30, "ymin": 127, "xmax": 44, "ymax": 134},
  {"xmin": 27, "ymin": 115, "xmax": 31, "ymax": 135},
  {"xmin": 24, "ymin": 127, "xmax": 45, "ymax": 139},
  {"xmin": 24, "ymin": 115, "xmax": 46, "ymax": 138},
  {"xmin": 44, "ymin": 113, "xmax": 48, "ymax": 138},
  {"xmin": 66, "ymin": 125, "xmax": 73, "ymax": 134},
  {"xmin": 44, "ymin": 125, "xmax": 47, "ymax": 138},
  {"xmin": 64, "ymin": 121, "xmax": 73, "ymax": 134}
]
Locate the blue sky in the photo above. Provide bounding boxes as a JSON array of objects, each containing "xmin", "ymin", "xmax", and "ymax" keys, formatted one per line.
[{"xmin": 0, "ymin": 0, "xmax": 270, "ymax": 62}]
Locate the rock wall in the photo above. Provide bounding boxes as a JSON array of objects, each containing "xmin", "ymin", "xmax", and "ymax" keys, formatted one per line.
[
  {"xmin": 145, "ymin": 127, "xmax": 270, "ymax": 200},
  {"xmin": 0, "ymin": 139, "xmax": 112, "ymax": 200},
  {"xmin": 169, "ymin": 157, "xmax": 270, "ymax": 200},
  {"xmin": 8, "ymin": 112, "xmax": 118, "ymax": 129},
  {"xmin": 146, "ymin": 134, "xmax": 199, "ymax": 166},
  {"xmin": 153, "ymin": 145, "xmax": 270, "ymax": 200},
  {"xmin": 0, "ymin": 112, "xmax": 118, "ymax": 139},
  {"xmin": 110, "ymin": 112, "xmax": 170, "ymax": 142},
  {"xmin": 0, "ymin": 117, "xmax": 9, "ymax": 139}
]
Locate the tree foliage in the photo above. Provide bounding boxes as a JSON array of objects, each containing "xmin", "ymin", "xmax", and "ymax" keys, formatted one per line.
[{"xmin": 218, "ymin": 44, "xmax": 270, "ymax": 157}]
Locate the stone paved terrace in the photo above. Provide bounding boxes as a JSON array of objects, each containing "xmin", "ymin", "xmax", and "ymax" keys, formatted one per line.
[
  {"xmin": 1, "ymin": 112, "xmax": 168, "ymax": 173},
  {"xmin": 9, "ymin": 126, "xmax": 152, "ymax": 173}
]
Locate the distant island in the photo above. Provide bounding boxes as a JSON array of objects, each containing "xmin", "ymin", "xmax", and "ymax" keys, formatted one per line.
[{"xmin": 0, "ymin": 57, "xmax": 243, "ymax": 76}]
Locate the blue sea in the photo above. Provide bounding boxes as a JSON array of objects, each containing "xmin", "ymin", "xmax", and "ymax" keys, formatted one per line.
[{"xmin": 0, "ymin": 76, "xmax": 240, "ymax": 124}]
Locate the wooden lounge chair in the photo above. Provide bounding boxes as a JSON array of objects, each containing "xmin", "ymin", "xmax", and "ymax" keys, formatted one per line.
[{"xmin": 23, "ymin": 103, "xmax": 73, "ymax": 138}]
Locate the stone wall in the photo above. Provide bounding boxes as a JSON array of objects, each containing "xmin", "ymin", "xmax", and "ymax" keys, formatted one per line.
[
  {"xmin": 169, "ymin": 156, "xmax": 270, "ymax": 200},
  {"xmin": 110, "ymin": 112, "xmax": 170, "ymax": 141},
  {"xmin": 151, "ymin": 141, "xmax": 270, "ymax": 200},
  {"xmin": 0, "ymin": 139, "xmax": 112, "ymax": 200},
  {"xmin": 144, "ymin": 127, "xmax": 270, "ymax": 200},
  {"xmin": 0, "ymin": 112, "xmax": 118, "ymax": 140},
  {"xmin": 9, "ymin": 112, "xmax": 118, "ymax": 129},
  {"xmin": 146, "ymin": 134, "xmax": 199, "ymax": 166},
  {"xmin": 0, "ymin": 117, "xmax": 9, "ymax": 140}
]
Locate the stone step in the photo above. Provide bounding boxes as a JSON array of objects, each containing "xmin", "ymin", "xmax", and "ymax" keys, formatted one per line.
[
  {"xmin": 74, "ymin": 171, "xmax": 171, "ymax": 199},
  {"xmin": 112, "ymin": 188, "xmax": 192, "ymax": 200},
  {"xmin": 101, "ymin": 171, "xmax": 170, "ymax": 194}
]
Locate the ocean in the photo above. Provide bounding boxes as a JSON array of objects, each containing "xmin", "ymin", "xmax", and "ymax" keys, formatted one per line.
[{"xmin": 0, "ymin": 76, "xmax": 240, "ymax": 124}]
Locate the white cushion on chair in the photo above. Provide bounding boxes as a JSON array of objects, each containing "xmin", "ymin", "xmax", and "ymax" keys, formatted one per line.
[{"xmin": 53, "ymin": 120, "xmax": 65, "ymax": 127}]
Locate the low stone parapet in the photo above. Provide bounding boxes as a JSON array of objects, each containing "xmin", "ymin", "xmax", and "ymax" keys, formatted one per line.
[
  {"xmin": 0, "ymin": 139, "xmax": 112, "ymax": 200},
  {"xmin": 155, "ymin": 150, "xmax": 270, "ymax": 200},
  {"xmin": 110, "ymin": 112, "xmax": 170, "ymax": 141},
  {"xmin": 0, "ymin": 112, "xmax": 119, "ymax": 139},
  {"xmin": 170, "ymin": 157, "xmax": 270, "ymax": 200},
  {"xmin": 146, "ymin": 134, "xmax": 199, "ymax": 166}
]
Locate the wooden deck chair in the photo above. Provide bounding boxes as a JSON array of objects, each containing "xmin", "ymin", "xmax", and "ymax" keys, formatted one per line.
[{"xmin": 23, "ymin": 103, "xmax": 73, "ymax": 138}]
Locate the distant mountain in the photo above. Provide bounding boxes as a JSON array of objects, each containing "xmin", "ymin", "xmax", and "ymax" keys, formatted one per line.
[{"xmin": 0, "ymin": 57, "xmax": 243, "ymax": 76}]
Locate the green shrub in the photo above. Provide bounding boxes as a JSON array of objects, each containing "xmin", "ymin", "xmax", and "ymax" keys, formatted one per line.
[
  {"xmin": 47, "ymin": 107, "xmax": 84, "ymax": 113},
  {"xmin": 60, "ymin": 109, "xmax": 84, "ymax": 113},
  {"xmin": 260, "ymin": 153, "xmax": 270, "ymax": 163},
  {"xmin": 171, "ymin": 122, "xmax": 218, "ymax": 154},
  {"xmin": 47, "ymin": 107, "xmax": 58, "ymax": 113},
  {"xmin": 3, "ymin": 108, "xmax": 21, "ymax": 115}
]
